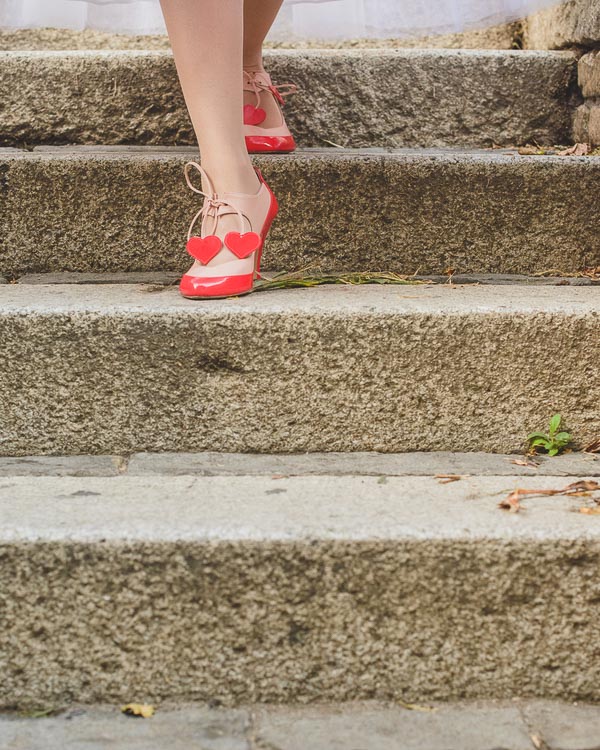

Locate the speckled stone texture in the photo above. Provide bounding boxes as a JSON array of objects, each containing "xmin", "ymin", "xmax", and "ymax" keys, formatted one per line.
[
  {"xmin": 526, "ymin": 0, "xmax": 600, "ymax": 49},
  {"xmin": 0, "ymin": 284, "xmax": 598, "ymax": 455},
  {"xmin": 574, "ymin": 52, "xmax": 600, "ymax": 147},
  {"xmin": 573, "ymin": 103, "xmax": 600, "ymax": 146},
  {"xmin": 3, "ymin": 475, "xmax": 600, "ymax": 708},
  {"xmin": 579, "ymin": 50, "xmax": 600, "ymax": 99},
  {"xmin": 0, "ymin": 50, "xmax": 578, "ymax": 148},
  {"xmin": 2, "ymin": 147, "xmax": 599, "ymax": 279}
]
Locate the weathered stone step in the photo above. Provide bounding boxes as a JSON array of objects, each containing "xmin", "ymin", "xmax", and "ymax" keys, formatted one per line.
[
  {"xmin": 3, "ymin": 471, "xmax": 600, "ymax": 707},
  {"xmin": 0, "ymin": 283, "xmax": 598, "ymax": 455},
  {"xmin": 2, "ymin": 147, "xmax": 599, "ymax": 279},
  {"xmin": 0, "ymin": 50, "xmax": 578, "ymax": 148},
  {"xmin": 12, "ymin": 271, "xmax": 600, "ymax": 286},
  {"xmin": 0, "ymin": 24, "xmax": 522, "ymax": 51},
  {"xmin": 4, "ymin": 701, "xmax": 600, "ymax": 750},
  {"xmin": 2, "ymin": 451, "xmax": 599, "ymax": 477}
]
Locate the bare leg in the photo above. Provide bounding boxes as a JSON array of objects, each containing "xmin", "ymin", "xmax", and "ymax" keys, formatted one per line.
[
  {"xmin": 243, "ymin": 0, "xmax": 285, "ymax": 126},
  {"xmin": 159, "ymin": 0, "xmax": 259, "ymax": 195},
  {"xmin": 243, "ymin": 0, "xmax": 284, "ymax": 70}
]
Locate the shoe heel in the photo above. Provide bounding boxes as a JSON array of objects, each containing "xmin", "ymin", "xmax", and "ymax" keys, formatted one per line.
[{"xmin": 254, "ymin": 178, "xmax": 279, "ymax": 280}]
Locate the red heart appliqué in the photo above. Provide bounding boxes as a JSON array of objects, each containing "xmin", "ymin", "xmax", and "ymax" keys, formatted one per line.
[
  {"xmin": 244, "ymin": 104, "xmax": 267, "ymax": 126},
  {"xmin": 186, "ymin": 235, "xmax": 222, "ymax": 265},
  {"xmin": 224, "ymin": 232, "xmax": 262, "ymax": 259}
]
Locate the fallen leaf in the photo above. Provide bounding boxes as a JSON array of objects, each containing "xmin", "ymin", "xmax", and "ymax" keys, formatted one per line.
[
  {"xmin": 499, "ymin": 489, "xmax": 524, "ymax": 512},
  {"xmin": 584, "ymin": 438, "xmax": 600, "ymax": 454},
  {"xmin": 499, "ymin": 481, "xmax": 600, "ymax": 512},
  {"xmin": 579, "ymin": 507, "xmax": 600, "ymax": 515},
  {"xmin": 565, "ymin": 481, "xmax": 600, "ymax": 493},
  {"xmin": 511, "ymin": 458, "xmax": 539, "ymax": 468},
  {"xmin": 121, "ymin": 704, "xmax": 155, "ymax": 719},
  {"xmin": 557, "ymin": 143, "xmax": 590, "ymax": 156},
  {"xmin": 435, "ymin": 474, "xmax": 462, "ymax": 484},
  {"xmin": 582, "ymin": 266, "xmax": 600, "ymax": 281}
]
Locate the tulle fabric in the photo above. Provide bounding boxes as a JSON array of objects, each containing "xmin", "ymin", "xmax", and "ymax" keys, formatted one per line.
[{"xmin": 0, "ymin": 0, "xmax": 563, "ymax": 39}]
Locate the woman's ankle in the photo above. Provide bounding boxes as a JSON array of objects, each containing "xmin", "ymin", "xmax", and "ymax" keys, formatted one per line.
[
  {"xmin": 243, "ymin": 55, "xmax": 265, "ymax": 73},
  {"xmin": 200, "ymin": 157, "xmax": 260, "ymax": 195}
]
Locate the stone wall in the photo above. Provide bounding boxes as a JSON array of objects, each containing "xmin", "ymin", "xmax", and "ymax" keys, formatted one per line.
[
  {"xmin": 525, "ymin": 0, "xmax": 600, "ymax": 49},
  {"xmin": 573, "ymin": 50, "xmax": 600, "ymax": 145},
  {"xmin": 525, "ymin": 0, "xmax": 600, "ymax": 145}
]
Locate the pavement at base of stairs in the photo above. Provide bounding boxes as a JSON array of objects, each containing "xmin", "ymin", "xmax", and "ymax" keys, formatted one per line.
[{"xmin": 2, "ymin": 701, "xmax": 600, "ymax": 750}]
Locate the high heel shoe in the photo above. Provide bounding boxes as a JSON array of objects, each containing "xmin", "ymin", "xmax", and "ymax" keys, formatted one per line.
[
  {"xmin": 179, "ymin": 162, "xmax": 278, "ymax": 300},
  {"xmin": 243, "ymin": 69, "xmax": 297, "ymax": 154}
]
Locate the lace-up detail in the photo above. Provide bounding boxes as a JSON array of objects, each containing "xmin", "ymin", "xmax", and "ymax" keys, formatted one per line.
[
  {"xmin": 184, "ymin": 161, "xmax": 246, "ymax": 241},
  {"xmin": 179, "ymin": 163, "xmax": 279, "ymax": 299},
  {"xmin": 243, "ymin": 70, "xmax": 298, "ymax": 109}
]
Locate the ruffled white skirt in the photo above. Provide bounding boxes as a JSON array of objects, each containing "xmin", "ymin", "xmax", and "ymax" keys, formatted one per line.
[{"xmin": 0, "ymin": 0, "xmax": 562, "ymax": 40}]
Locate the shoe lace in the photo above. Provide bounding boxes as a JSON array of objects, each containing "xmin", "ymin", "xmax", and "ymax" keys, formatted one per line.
[
  {"xmin": 184, "ymin": 161, "xmax": 247, "ymax": 241},
  {"xmin": 243, "ymin": 70, "xmax": 298, "ymax": 107}
]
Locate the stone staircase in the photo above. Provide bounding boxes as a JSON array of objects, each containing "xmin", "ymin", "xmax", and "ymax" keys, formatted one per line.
[{"xmin": 1, "ymin": 32, "xmax": 600, "ymax": 726}]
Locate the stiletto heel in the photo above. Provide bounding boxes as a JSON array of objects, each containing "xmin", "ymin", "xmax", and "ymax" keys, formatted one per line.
[
  {"xmin": 243, "ymin": 69, "xmax": 297, "ymax": 154},
  {"xmin": 253, "ymin": 168, "xmax": 278, "ymax": 280},
  {"xmin": 179, "ymin": 162, "xmax": 278, "ymax": 300}
]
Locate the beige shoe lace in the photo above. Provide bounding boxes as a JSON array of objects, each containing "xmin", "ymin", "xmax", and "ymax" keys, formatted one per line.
[
  {"xmin": 243, "ymin": 70, "xmax": 298, "ymax": 108},
  {"xmin": 184, "ymin": 161, "xmax": 247, "ymax": 241}
]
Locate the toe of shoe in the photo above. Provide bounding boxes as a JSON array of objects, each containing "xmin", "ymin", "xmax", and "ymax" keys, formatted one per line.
[
  {"xmin": 245, "ymin": 135, "xmax": 296, "ymax": 153},
  {"xmin": 179, "ymin": 273, "xmax": 255, "ymax": 299}
]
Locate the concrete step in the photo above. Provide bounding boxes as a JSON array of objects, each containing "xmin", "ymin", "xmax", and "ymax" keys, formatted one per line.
[
  {"xmin": 0, "ymin": 283, "xmax": 598, "ymax": 455},
  {"xmin": 12, "ymin": 271, "xmax": 600, "ymax": 287},
  {"xmin": 2, "ymin": 451, "xmax": 599, "ymax": 478},
  {"xmin": 0, "ymin": 50, "xmax": 578, "ymax": 149},
  {"xmin": 4, "ymin": 701, "xmax": 600, "ymax": 750},
  {"xmin": 3, "ymin": 470, "xmax": 600, "ymax": 707},
  {"xmin": 2, "ymin": 147, "xmax": 599, "ymax": 279}
]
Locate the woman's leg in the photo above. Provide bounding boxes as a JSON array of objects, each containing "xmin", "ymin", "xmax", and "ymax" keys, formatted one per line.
[
  {"xmin": 243, "ymin": 0, "xmax": 284, "ymax": 71},
  {"xmin": 159, "ymin": 0, "xmax": 258, "ymax": 195},
  {"xmin": 160, "ymin": 0, "xmax": 279, "ymax": 300},
  {"xmin": 243, "ymin": 0, "xmax": 285, "ymax": 127}
]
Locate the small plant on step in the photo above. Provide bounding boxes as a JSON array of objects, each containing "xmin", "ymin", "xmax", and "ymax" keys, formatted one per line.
[{"xmin": 527, "ymin": 414, "xmax": 572, "ymax": 457}]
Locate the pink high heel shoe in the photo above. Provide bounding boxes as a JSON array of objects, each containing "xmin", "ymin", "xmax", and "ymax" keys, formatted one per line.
[
  {"xmin": 243, "ymin": 69, "xmax": 297, "ymax": 154},
  {"xmin": 179, "ymin": 162, "xmax": 278, "ymax": 300}
]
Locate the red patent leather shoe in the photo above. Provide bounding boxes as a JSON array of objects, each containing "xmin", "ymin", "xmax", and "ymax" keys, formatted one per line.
[
  {"xmin": 179, "ymin": 162, "xmax": 278, "ymax": 300},
  {"xmin": 243, "ymin": 69, "xmax": 297, "ymax": 154}
]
